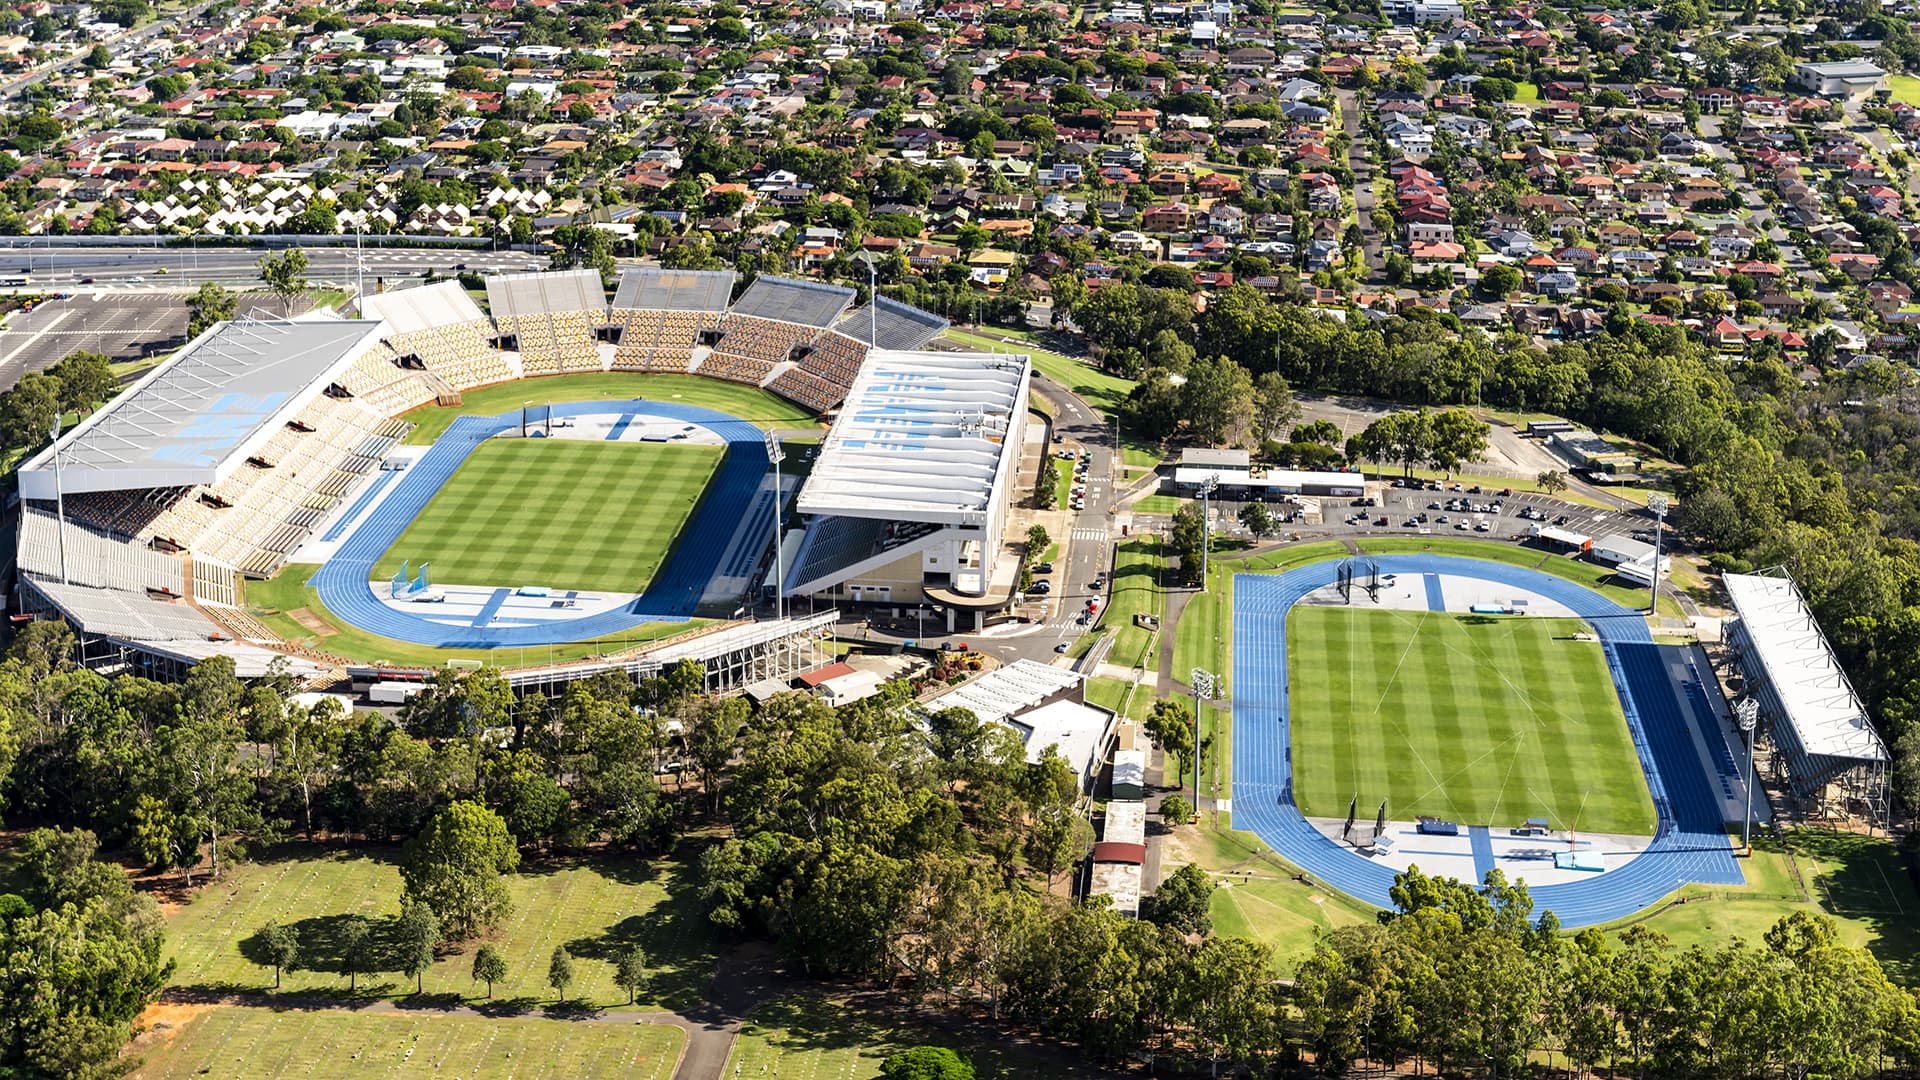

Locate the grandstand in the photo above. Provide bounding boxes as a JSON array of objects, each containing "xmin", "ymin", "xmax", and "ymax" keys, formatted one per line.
[
  {"xmin": 485, "ymin": 269, "xmax": 607, "ymax": 375},
  {"xmin": 1723, "ymin": 570, "xmax": 1889, "ymax": 824},
  {"xmin": 832, "ymin": 295, "xmax": 949, "ymax": 351},
  {"xmin": 13, "ymin": 267, "xmax": 957, "ymax": 686},
  {"xmin": 610, "ymin": 267, "xmax": 734, "ymax": 373},
  {"xmin": 785, "ymin": 350, "xmax": 1032, "ymax": 632}
]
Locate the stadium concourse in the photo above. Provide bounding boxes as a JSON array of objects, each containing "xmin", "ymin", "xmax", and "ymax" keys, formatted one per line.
[
  {"xmin": 1231, "ymin": 554, "xmax": 1747, "ymax": 927},
  {"xmin": 9, "ymin": 268, "xmax": 951, "ymax": 684}
]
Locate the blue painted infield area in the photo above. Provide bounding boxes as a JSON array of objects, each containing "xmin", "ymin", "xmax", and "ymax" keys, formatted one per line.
[
  {"xmin": 1230, "ymin": 554, "xmax": 1743, "ymax": 927},
  {"xmin": 310, "ymin": 399, "xmax": 769, "ymax": 649}
]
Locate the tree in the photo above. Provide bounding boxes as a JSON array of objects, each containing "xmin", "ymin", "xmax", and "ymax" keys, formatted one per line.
[
  {"xmin": 1140, "ymin": 861, "xmax": 1213, "ymax": 934},
  {"xmin": 46, "ymin": 350, "xmax": 114, "ymax": 413},
  {"xmin": 1426, "ymin": 408, "xmax": 1490, "ymax": 476},
  {"xmin": 1144, "ymin": 698, "xmax": 1196, "ymax": 785},
  {"xmin": 257, "ymin": 247, "xmax": 309, "ymax": 315},
  {"xmin": 186, "ymin": 282, "xmax": 237, "ymax": 336},
  {"xmin": 253, "ymin": 920, "xmax": 301, "ymax": 989},
  {"xmin": 1181, "ymin": 355, "xmax": 1258, "ymax": 447},
  {"xmin": 1238, "ymin": 502, "xmax": 1275, "ymax": 538},
  {"xmin": 400, "ymin": 800, "xmax": 521, "ymax": 939},
  {"xmin": 1160, "ymin": 794, "xmax": 1192, "ymax": 827},
  {"xmin": 880, "ymin": 1046, "xmax": 977, "ymax": 1080},
  {"xmin": 472, "ymin": 945, "xmax": 507, "ymax": 999},
  {"xmin": 614, "ymin": 944, "xmax": 648, "ymax": 1004},
  {"xmin": 1536, "ymin": 469, "xmax": 1569, "ymax": 495},
  {"xmin": 339, "ymin": 915, "xmax": 375, "ymax": 992},
  {"xmin": 1169, "ymin": 505, "xmax": 1207, "ymax": 587},
  {"xmin": 548, "ymin": 945, "xmax": 574, "ymax": 1003},
  {"xmin": 398, "ymin": 902, "xmax": 440, "ymax": 994}
]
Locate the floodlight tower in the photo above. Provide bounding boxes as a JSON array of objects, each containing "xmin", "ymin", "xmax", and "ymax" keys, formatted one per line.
[
  {"xmin": 49, "ymin": 419, "xmax": 68, "ymax": 584},
  {"xmin": 1190, "ymin": 666, "xmax": 1216, "ymax": 802},
  {"xmin": 1198, "ymin": 474, "xmax": 1219, "ymax": 592},
  {"xmin": 1737, "ymin": 696, "xmax": 1760, "ymax": 854},
  {"xmin": 766, "ymin": 430, "xmax": 786, "ymax": 620},
  {"xmin": 1646, "ymin": 492, "xmax": 1670, "ymax": 616}
]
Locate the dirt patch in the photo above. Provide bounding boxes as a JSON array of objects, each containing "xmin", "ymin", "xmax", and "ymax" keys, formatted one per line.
[
  {"xmin": 125, "ymin": 999, "xmax": 217, "ymax": 1065},
  {"xmin": 288, "ymin": 608, "xmax": 338, "ymax": 637}
]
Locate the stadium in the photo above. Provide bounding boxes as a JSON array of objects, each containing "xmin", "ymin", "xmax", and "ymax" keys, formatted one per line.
[{"xmin": 11, "ymin": 269, "xmax": 1031, "ymax": 693}]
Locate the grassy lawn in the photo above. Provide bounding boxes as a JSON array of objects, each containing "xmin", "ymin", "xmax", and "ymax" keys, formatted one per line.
[
  {"xmin": 1289, "ymin": 608, "xmax": 1657, "ymax": 836},
  {"xmin": 1353, "ymin": 536, "xmax": 1684, "ymax": 618},
  {"xmin": 244, "ymin": 568, "xmax": 701, "ymax": 669},
  {"xmin": 1085, "ymin": 676, "xmax": 1151, "ymax": 721},
  {"xmin": 1104, "ymin": 537, "xmax": 1166, "ymax": 669},
  {"xmin": 1603, "ymin": 830, "xmax": 1920, "ymax": 984},
  {"xmin": 371, "ymin": 439, "xmax": 720, "ymax": 594},
  {"xmin": 131, "ymin": 1007, "xmax": 683, "ymax": 1079},
  {"xmin": 164, "ymin": 847, "xmax": 717, "ymax": 1010},
  {"xmin": 1161, "ymin": 815, "xmax": 1375, "ymax": 974},
  {"xmin": 1132, "ymin": 493, "xmax": 1186, "ymax": 514},
  {"xmin": 400, "ymin": 374, "xmax": 819, "ymax": 445},
  {"xmin": 727, "ymin": 996, "xmax": 1114, "ymax": 1079},
  {"xmin": 1891, "ymin": 74, "xmax": 1920, "ymax": 106}
]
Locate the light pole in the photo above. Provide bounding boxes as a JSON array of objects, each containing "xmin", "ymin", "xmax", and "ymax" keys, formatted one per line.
[
  {"xmin": 49, "ymin": 418, "xmax": 68, "ymax": 584},
  {"xmin": 1190, "ymin": 666, "xmax": 1216, "ymax": 803},
  {"xmin": 766, "ymin": 431, "xmax": 785, "ymax": 620},
  {"xmin": 1199, "ymin": 475, "xmax": 1219, "ymax": 591},
  {"xmin": 1737, "ymin": 696, "xmax": 1759, "ymax": 854},
  {"xmin": 1646, "ymin": 492, "xmax": 1669, "ymax": 615}
]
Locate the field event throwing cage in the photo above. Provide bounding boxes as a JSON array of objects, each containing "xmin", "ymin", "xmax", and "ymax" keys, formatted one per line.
[
  {"xmin": 390, "ymin": 560, "xmax": 432, "ymax": 599},
  {"xmin": 1335, "ymin": 558, "xmax": 1381, "ymax": 604}
]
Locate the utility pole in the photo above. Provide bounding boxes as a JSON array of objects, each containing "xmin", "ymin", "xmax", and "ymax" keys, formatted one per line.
[
  {"xmin": 1199, "ymin": 475, "xmax": 1218, "ymax": 591},
  {"xmin": 766, "ymin": 430, "xmax": 785, "ymax": 620},
  {"xmin": 1646, "ymin": 492, "xmax": 1669, "ymax": 615}
]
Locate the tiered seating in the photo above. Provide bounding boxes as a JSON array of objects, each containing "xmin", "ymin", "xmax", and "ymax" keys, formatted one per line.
[
  {"xmin": 711, "ymin": 314, "xmax": 820, "ymax": 367},
  {"xmin": 765, "ymin": 367, "xmax": 844, "ymax": 413},
  {"xmin": 609, "ymin": 309, "xmax": 723, "ymax": 371},
  {"xmin": 338, "ymin": 342, "xmax": 437, "ymax": 414},
  {"xmin": 502, "ymin": 311, "xmax": 602, "ymax": 375},
  {"xmin": 388, "ymin": 319, "xmax": 511, "ymax": 390},
  {"xmin": 700, "ymin": 352, "xmax": 778, "ymax": 385},
  {"xmin": 610, "ymin": 309, "xmax": 664, "ymax": 370},
  {"xmin": 67, "ymin": 487, "xmax": 190, "ymax": 539}
]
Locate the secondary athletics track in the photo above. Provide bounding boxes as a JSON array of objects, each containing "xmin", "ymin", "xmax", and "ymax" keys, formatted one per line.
[
  {"xmin": 311, "ymin": 399, "xmax": 768, "ymax": 649},
  {"xmin": 1231, "ymin": 553, "xmax": 1744, "ymax": 927}
]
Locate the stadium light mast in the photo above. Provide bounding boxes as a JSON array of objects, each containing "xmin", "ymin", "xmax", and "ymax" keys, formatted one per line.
[
  {"xmin": 1737, "ymin": 696, "xmax": 1760, "ymax": 855},
  {"xmin": 1190, "ymin": 666, "xmax": 1216, "ymax": 805},
  {"xmin": 867, "ymin": 257, "xmax": 878, "ymax": 347},
  {"xmin": 1198, "ymin": 474, "xmax": 1219, "ymax": 592},
  {"xmin": 1646, "ymin": 492, "xmax": 1670, "ymax": 616},
  {"xmin": 49, "ymin": 418, "xmax": 68, "ymax": 585},
  {"xmin": 766, "ymin": 430, "xmax": 785, "ymax": 620}
]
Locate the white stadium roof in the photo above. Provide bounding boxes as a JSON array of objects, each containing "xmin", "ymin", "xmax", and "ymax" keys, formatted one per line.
[
  {"xmin": 17, "ymin": 319, "xmax": 386, "ymax": 499},
  {"xmin": 925, "ymin": 657, "xmax": 1083, "ymax": 724},
  {"xmin": 485, "ymin": 268, "xmax": 606, "ymax": 318},
  {"xmin": 359, "ymin": 279, "xmax": 488, "ymax": 333},
  {"xmin": 796, "ymin": 350, "xmax": 1031, "ymax": 525},
  {"xmin": 1723, "ymin": 571, "xmax": 1886, "ymax": 762}
]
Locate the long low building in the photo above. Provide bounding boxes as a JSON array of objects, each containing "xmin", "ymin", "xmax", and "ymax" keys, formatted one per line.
[
  {"xmin": 924, "ymin": 658, "xmax": 1117, "ymax": 792},
  {"xmin": 1171, "ymin": 466, "xmax": 1366, "ymax": 497}
]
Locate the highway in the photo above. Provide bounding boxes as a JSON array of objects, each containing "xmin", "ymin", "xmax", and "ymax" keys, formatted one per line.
[{"xmin": 0, "ymin": 245, "xmax": 545, "ymax": 290}]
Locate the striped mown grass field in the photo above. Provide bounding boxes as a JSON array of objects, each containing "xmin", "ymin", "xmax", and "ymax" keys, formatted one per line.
[
  {"xmin": 373, "ymin": 439, "xmax": 722, "ymax": 594},
  {"xmin": 1288, "ymin": 607, "xmax": 1657, "ymax": 837}
]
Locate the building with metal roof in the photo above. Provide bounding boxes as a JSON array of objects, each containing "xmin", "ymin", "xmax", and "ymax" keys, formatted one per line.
[
  {"xmin": 484, "ymin": 268, "xmax": 607, "ymax": 318},
  {"xmin": 924, "ymin": 659, "xmax": 1117, "ymax": 793},
  {"xmin": 784, "ymin": 350, "xmax": 1032, "ymax": 626},
  {"xmin": 358, "ymin": 280, "xmax": 488, "ymax": 333},
  {"xmin": 831, "ymin": 295, "xmax": 949, "ymax": 350},
  {"xmin": 1723, "ymin": 569, "xmax": 1887, "ymax": 823},
  {"xmin": 612, "ymin": 267, "xmax": 736, "ymax": 312},
  {"xmin": 16, "ymin": 319, "xmax": 386, "ymax": 499},
  {"xmin": 727, "ymin": 274, "xmax": 854, "ymax": 328}
]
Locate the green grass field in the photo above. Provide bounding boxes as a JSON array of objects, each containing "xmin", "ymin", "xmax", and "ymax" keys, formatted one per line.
[
  {"xmin": 164, "ymin": 848, "xmax": 717, "ymax": 1010},
  {"xmin": 132, "ymin": 1007, "xmax": 683, "ymax": 1079},
  {"xmin": 371, "ymin": 440, "xmax": 721, "ymax": 594},
  {"xmin": 1888, "ymin": 74, "xmax": 1920, "ymax": 106},
  {"xmin": 1288, "ymin": 607, "xmax": 1657, "ymax": 836},
  {"xmin": 1166, "ymin": 816, "xmax": 1375, "ymax": 973},
  {"xmin": 400, "ymin": 373, "xmax": 819, "ymax": 445},
  {"xmin": 726, "ymin": 996, "xmax": 1114, "ymax": 1079}
]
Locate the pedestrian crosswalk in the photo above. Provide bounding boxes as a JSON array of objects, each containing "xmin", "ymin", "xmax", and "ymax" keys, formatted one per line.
[{"xmin": 1072, "ymin": 528, "xmax": 1108, "ymax": 542}]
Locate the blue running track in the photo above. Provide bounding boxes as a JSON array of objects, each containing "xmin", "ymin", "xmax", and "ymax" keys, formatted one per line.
[
  {"xmin": 310, "ymin": 399, "xmax": 769, "ymax": 648},
  {"xmin": 1468, "ymin": 825, "xmax": 1497, "ymax": 882},
  {"xmin": 1422, "ymin": 573, "xmax": 1445, "ymax": 612},
  {"xmin": 1231, "ymin": 554, "xmax": 1742, "ymax": 927},
  {"xmin": 320, "ymin": 469, "xmax": 400, "ymax": 542},
  {"xmin": 606, "ymin": 412, "xmax": 636, "ymax": 440},
  {"xmin": 471, "ymin": 588, "xmax": 511, "ymax": 627}
]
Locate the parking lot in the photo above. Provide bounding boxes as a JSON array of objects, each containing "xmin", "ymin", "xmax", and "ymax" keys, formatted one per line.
[
  {"xmin": 0, "ymin": 290, "xmax": 308, "ymax": 391},
  {"xmin": 1197, "ymin": 477, "xmax": 1661, "ymax": 549}
]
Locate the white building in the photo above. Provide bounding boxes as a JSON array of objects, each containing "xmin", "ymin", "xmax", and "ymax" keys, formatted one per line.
[{"xmin": 1793, "ymin": 60, "xmax": 1886, "ymax": 100}]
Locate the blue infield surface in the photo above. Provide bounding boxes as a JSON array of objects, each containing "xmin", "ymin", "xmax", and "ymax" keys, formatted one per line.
[
  {"xmin": 310, "ymin": 399, "xmax": 768, "ymax": 648},
  {"xmin": 1231, "ymin": 554, "xmax": 1743, "ymax": 927}
]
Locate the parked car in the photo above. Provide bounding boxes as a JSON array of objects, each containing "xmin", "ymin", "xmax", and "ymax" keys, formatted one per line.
[{"xmin": 1035, "ymin": 562, "xmax": 1054, "ymax": 575}]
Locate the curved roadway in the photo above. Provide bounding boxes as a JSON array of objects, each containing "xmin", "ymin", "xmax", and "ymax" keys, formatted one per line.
[
  {"xmin": 312, "ymin": 399, "xmax": 768, "ymax": 648},
  {"xmin": 1230, "ymin": 554, "xmax": 1743, "ymax": 926}
]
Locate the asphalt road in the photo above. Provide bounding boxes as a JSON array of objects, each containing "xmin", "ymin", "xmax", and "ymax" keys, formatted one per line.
[{"xmin": 0, "ymin": 246, "xmax": 544, "ymax": 290}]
